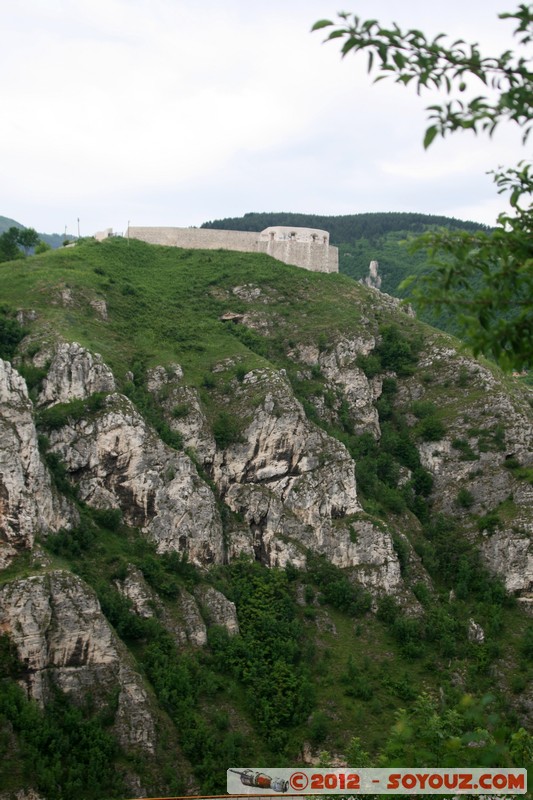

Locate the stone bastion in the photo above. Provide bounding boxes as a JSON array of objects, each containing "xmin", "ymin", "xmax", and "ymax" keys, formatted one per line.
[{"xmin": 121, "ymin": 225, "xmax": 339, "ymax": 273}]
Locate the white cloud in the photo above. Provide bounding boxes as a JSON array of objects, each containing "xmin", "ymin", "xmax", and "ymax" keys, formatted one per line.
[{"xmin": 0, "ymin": 0, "xmax": 527, "ymax": 232}]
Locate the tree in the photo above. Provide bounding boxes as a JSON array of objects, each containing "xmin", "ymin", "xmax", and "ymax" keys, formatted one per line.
[
  {"xmin": 0, "ymin": 226, "xmax": 41, "ymax": 262},
  {"xmin": 17, "ymin": 227, "xmax": 40, "ymax": 255},
  {"xmin": 0, "ymin": 227, "xmax": 23, "ymax": 262},
  {"xmin": 312, "ymin": 6, "xmax": 533, "ymax": 369}
]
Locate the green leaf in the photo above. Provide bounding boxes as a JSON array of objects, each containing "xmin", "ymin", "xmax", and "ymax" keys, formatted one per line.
[
  {"xmin": 393, "ymin": 51, "xmax": 406, "ymax": 69},
  {"xmin": 311, "ymin": 19, "xmax": 334, "ymax": 31},
  {"xmin": 327, "ymin": 30, "xmax": 347, "ymax": 41},
  {"xmin": 341, "ymin": 38, "xmax": 358, "ymax": 56},
  {"xmin": 423, "ymin": 125, "xmax": 439, "ymax": 149}
]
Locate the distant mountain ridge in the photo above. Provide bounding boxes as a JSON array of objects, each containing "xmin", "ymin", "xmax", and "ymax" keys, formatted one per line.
[
  {"xmin": 0, "ymin": 215, "xmax": 72, "ymax": 249},
  {"xmin": 0, "ymin": 216, "xmax": 24, "ymax": 234}
]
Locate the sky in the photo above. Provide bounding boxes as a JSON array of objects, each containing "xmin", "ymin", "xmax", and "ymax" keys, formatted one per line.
[{"xmin": 2, "ymin": 0, "xmax": 528, "ymax": 236}]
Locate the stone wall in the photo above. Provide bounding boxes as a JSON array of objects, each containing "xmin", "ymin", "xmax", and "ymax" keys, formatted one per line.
[
  {"xmin": 126, "ymin": 226, "xmax": 339, "ymax": 274},
  {"xmin": 127, "ymin": 227, "xmax": 259, "ymax": 251}
]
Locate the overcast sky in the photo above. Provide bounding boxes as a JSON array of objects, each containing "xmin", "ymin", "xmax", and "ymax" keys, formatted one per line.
[{"xmin": 2, "ymin": 0, "xmax": 528, "ymax": 236}]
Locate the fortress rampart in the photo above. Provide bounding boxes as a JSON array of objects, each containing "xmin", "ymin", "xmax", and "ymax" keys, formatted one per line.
[{"xmin": 125, "ymin": 225, "xmax": 338, "ymax": 273}]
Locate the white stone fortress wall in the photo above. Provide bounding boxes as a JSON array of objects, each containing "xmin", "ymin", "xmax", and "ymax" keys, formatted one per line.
[
  {"xmin": 126, "ymin": 225, "xmax": 339, "ymax": 274},
  {"xmin": 126, "ymin": 227, "xmax": 259, "ymax": 252}
]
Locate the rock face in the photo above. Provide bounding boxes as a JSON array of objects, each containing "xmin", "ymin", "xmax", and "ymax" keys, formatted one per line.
[
  {"xmin": 408, "ymin": 344, "xmax": 533, "ymax": 593},
  {"xmin": 361, "ymin": 260, "xmax": 382, "ymax": 291},
  {"xmin": 47, "ymin": 392, "xmax": 224, "ymax": 566},
  {"xmin": 0, "ymin": 360, "xmax": 73, "ymax": 568},
  {"xmin": 0, "ymin": 571, "xmax": 157, "ymax": 754},
  {"xmin": 194, "ymin": 585, "xmax": 240, "ymax": 636},
  {"xmin": 38, "ymin": 342, "xmax": 116, "ymax": 406},
  {"xmin": 214, "ymin": 369, "xmax": 359, "ymax": 563},
  {"xmin": 481, "ymin": 528, "xmax": 533, "ymax": 593},
  {"xmin": 291, "ymin": 337, "xmax": 381, "ymax": 437},
  {"xmin": 114, "ymin": 566, "xmax": 240, "ymax": 644},
  {"xmin": 146, "ymin": 365, "xmax": 216, "ymax": 465},
  {"xmin": 213, "ymin": 368, "xmax": 402, "ymax": 592}
]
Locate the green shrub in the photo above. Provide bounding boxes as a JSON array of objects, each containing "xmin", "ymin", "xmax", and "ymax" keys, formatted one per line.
[
  {"xmin": 413, "ymin": 582, "xmax": 431, "ymax": 606},
  {"xmin": 356, "ymin": 352, "xmax": 381, "ymax": 378},
  {"xmin": 452, "ymin": 438, "xmax": 479, "ymax": 461},
  {"xmin": 0, "ymin": 683, "xmax": 125, "ymax": 800},
  {"xmin": 308, "ymin": 556, "xmax": 371, "ymax": 616},
  {"xmin": 457, "ymin": 366, "xmax": 470, "ymax": 387},
  {"xmin": 521, "ymin": 626, "xmax": 533, "ymax": 660},
  {"xmin": 412, "ymin": 400, "xmax": 436, "ymax": 419},
  {"xmin": 0, "ymin": 312, "xmax": 26, "ymax": 360},
  {"xmin": 377, "ymin": 325, "xmax": 419, "ymax": 375},
  {"xmin": 412, "ymin": 466, "xmax": 433, "ymax": 496},
  {"xmin": 213, "ymin": 411, "xmax": 244, "ymax": 448},
  {"xmin": 308, "ymin": 711, "xmax": 330, "ymax": 744},
  {"xmin": 380, "ymin": 483, "xmax": 406, "ymax": 513},
  {"xmin": 417, "ymin": 415, "xmax": 446, "ymax": 441},
  {"xmin": 37, "ymin": 393, "xmax": 107, "ymax": 430},
  {"xmin": 202, "ymin": 373, "xmax": 216, "ymax": 389},
  {"xmin": 17, "ymin": 362, "xmax": 48, "ymax": 392},
  {"xmin": 43, "ymin": 451, "xmax": 78, "ymax": 499},
  {"xmin": 376, "ymin": 595, "xmax": 399, "ymax": 624},
  {"xmin": 391, "ymin": 533, "xmax": 409, "ymax": 576},
  {"xmin": 457, "ymin": 488, "xmax": 475, "ymax": 508},
  {"xmin": 477, "ymin": 512, "xmax": 502, "ymax": 533},
  {"xmin": 172, "ymin": 403, "xmax": 190, "ymax": 418},
  {"xmin": 91, "ymin": 507, "xmax": 122, "ymax": 531},
  {"xmin": 47, "ymin": 521, "xmax": 98, "ymax": 558}
]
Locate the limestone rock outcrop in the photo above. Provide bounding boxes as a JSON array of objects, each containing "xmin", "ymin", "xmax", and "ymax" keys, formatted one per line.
[
  {"xmin": 290, "ymin": 337, "xmax": 381, "ymax": 437},
  {"xmin": 410, "ymin": 344, "xmax": 533, "ymax": 593},
  {"xmin": 0, "ymin": 570, "xmax": 157, "ymax": 754},
  {"xmin": 213, "ymin": 368, "xmax": 402, "ymax": 591},
  {"xmin": 114, "ymin": 565, "xmax": 212, "ymax": 646},
  {"xmin": 481, "ymin": 527, "xmax": 533, "ymax": 594},
  {"xmin": 0, "ymin": 359, "xmax": 73, "ymax": 568},
  {"xmin": 146, "ymin": 365, "xmax": 216, "ymax": 465},
  {"xmin": 194, "ymin": 585, "xmax": 240, "ymax": 636},
  {"xmin": 38, "ymin": 341, "xmax": 116, "ymax": 406},
  {"xmin": 46, "ymin": 393, "xmax": 224, "ymax": 566}
]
